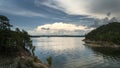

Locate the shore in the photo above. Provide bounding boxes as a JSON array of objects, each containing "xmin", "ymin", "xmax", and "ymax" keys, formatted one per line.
[
  {"xmin": 83, "ymin": 39, "xmax": 120, "ymax": 48},
  {"xmin": 0, "ymin": 46, "xmax": 49, "ymax": 68}
]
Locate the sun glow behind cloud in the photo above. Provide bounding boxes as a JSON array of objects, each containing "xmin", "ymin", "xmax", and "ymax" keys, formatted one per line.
[{"xmin": 29, "ymin": 22, "xmax": 94, "ymax": 35}]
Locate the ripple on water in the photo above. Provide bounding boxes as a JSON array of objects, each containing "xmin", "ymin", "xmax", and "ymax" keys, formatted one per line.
[{"xmin": 32, "ymin": 37, "xmax": 120, "ymax": 68}]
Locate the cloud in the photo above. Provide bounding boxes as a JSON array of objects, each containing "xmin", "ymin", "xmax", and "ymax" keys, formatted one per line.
[
  {"xmin": 0, "ymin": 1, "xmax": 46, "ymax": 18},
  {"xmin": 0, "ymin": 7, "xmax": 46, "ymax": 17},
  {"xmin": 91, "ymin": 16, "xmax": 118, "ymax": 28},
  {"xmin": 35, "ymin": 0, "xmax": 89, "ymax": 15},
  {"xmin": 35, "ymin": 0, "xmax": 120, "ymax": 18},
  {"xmin": 29, "ymin": 22, "xmax": 94, "ymax": 35},
  {"xmin": 88, "ymin": 0, "xmax": 120, "ymax": 18}
]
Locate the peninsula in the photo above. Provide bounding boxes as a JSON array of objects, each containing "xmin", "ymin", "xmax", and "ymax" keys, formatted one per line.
[{"xmin": 84, "ymin": 22, "xmax": 120, "ymax": 48}]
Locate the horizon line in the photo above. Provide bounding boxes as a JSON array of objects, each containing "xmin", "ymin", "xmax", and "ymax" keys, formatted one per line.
[{"xmin": 30, "ymin": 35, "xmax": 85, "ymax": 37}]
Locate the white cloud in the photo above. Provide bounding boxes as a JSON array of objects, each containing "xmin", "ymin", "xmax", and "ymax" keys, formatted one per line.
[
  {"xmin": 36, "ymin": 22, "xmax": 88, "ymax": 31},
  {"xmin": 35, "ymin": 0, "xmax": 120, "ymax": 18},
  {"xmin": 35, "ymin": 0, "xmax": 89, "ymax": 15},
  {"xmin": 29, "ymin": 22, "xmax": 94, "ymax": 35},
  {"xmin": 35, "ymin": 0, "xmax": 102, "ymax": 18}
]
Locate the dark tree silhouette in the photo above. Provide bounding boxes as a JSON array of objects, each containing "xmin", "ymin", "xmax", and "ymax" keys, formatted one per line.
[
  {"xmin": 85, "ymin": 22, "xmax": 120, "ymax": 45},
  {"xmin": 0, "ymin": 15, "xmax": 34, "ymax": 56},
  {"xmin": 0, "ymin": 15, "xmax": 13, "ymax": 30}
]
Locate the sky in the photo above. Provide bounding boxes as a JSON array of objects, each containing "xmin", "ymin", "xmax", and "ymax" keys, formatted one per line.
[{"xmin": 0, "ymin": 0, "xmax": 119, "ymax": 35}]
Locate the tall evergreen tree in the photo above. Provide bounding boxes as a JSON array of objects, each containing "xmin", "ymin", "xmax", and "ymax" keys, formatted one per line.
[{"xmin": 0, "ymin": 15, "xmax": 12, "ymax": 30}]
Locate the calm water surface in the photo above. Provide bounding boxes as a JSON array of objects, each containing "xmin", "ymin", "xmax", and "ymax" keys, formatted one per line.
[{"xmin": 32, "ymin": 37, "xmax": 120, "ymax": 68}]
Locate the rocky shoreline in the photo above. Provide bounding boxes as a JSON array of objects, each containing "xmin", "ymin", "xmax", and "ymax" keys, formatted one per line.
[
  {"xmin": 83, "ymin": 39, "xmax": 120, "ymax": 48},
  {"xmin": 0, "ymin": 46, "xmax": 49, "ymax": 68},
  {"xmin": 16, "ymin": 46, "xmax": 49, "ymax": 68}
]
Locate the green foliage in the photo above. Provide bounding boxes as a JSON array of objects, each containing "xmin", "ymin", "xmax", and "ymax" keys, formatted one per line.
[
  {"xmin": 46, "ymin": 56, "xmax": 52, "ymax": 66},
  {"xmin": 85, "ymin": 22, "xmax": 120, "ymax": 45},
  {"xmin": 0, "ymin": 15, "xmax": 34, "ymax": 55},
  {"xmin": 0, "ymin": 15, "xmax": 12, "ymax": 30},
  {"xmin": 32, "ymin": 46, "xmax": 35, "ymax": 56}
]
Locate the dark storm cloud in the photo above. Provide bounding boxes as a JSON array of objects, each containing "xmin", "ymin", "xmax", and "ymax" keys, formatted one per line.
[{"xmin": 88, "ymin": 0, "xmax": 120, "ymax": 17}]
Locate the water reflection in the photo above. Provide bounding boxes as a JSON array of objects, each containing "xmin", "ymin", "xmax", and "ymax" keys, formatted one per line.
[
  {"xmin": 32, "ymin": 37, "xmax": 85, "ymax": 52},
  {"xmin": 89, "ymin": 47, "xmax": 120, "ymax": 62},
  {"xmin": 32, "ymin": 37, "xmax": 120, "ymax": 68},
  {"xmin": 85, "ymin": 45, "xmax": 120, "ymax": 68}
]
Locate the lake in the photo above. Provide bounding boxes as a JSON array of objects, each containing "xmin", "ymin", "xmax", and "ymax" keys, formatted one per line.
[{"xmin": 32, "ymin": 37, "xmax": 120, "ymax": 68}]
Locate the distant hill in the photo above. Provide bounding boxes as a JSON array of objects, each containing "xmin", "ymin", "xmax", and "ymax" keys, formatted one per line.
[
  {"xmin": 85, "ymin": 22, "xmax": 120, "ymax": 45},
  {"xmin": 30, "ymin": 35, "xmax": 85, "ymax": 37}
]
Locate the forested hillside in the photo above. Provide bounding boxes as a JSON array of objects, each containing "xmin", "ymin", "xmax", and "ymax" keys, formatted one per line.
[{"xmin": 85, "ymin": 22, "xmax": 120, "ymax": 45}]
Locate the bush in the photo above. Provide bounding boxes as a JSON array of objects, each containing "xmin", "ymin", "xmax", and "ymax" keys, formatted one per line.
[{"xmin": 46, "ymin": 56, "xmax": 52, "ymax": 66}]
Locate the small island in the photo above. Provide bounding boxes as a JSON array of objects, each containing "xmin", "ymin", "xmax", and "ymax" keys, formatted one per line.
[
  {"xmin": 84, "ymin": 22, "xmax": 120, "ymax": 48},
  {"xmin": 0, "ymin": 15, "xmax": 49, "ymax": 68}
]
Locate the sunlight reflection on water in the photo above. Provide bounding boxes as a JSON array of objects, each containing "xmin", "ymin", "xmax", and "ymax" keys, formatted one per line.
[
  {"xmin": 32, "ymin": 37, "xmax": 120, "ymax": 68},
  {"xmin": 33, "ymin": 37, "xmax": 85, "ymax": 52}
]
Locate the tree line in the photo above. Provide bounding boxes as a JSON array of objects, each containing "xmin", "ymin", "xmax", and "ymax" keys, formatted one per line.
[
  {"xmin": 85, "ymin": 22, "xmax": 120, "ymax": 45},
  {"xmin": 0, "ymin": 15, "xmax": 34, "ymax": 56}
]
